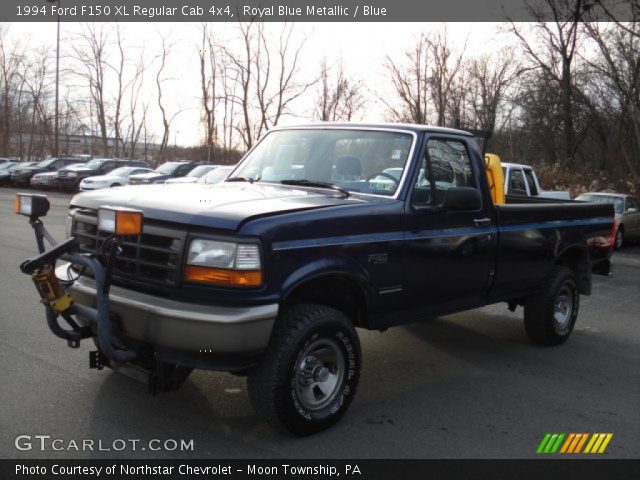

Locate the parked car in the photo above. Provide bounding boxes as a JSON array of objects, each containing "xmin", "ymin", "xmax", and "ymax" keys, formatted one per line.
[
  {"xmin": 0, "ymin": 158, "xmax": 20, "ymax": 168},
  {"xmin": 128, "ymin": 161, "xmax": 197, "ymax": 185},
  {"xmin": 58, "ymin": 159, "xmax": 148, "ymax": 191},
  {"xmin": 164, "ymin": 164, "xmax": 221, "ymax": 184},
  {"xmin": 79, "ymin": 166, "xmax": 154, "ymax": 191},
  {"xmin": 11, "ymin": 157, "xmax": 85, "ymax": 187},
  {"xmin": 197, "ymin": 165, "xmax": 234, "ymax": 184},
  {"xmin": 502, "ymin": 162, "xmax": 571, "ymax": 200},
  {"xmin": 575, "ymin": 192, "xmax": 640, "ymax": 248},
  {"xmin": 17, "ymin": 123, "xmax": 615, "ymax": 435},
  {"xmin": 30, "ymin": 171, "xmax": 62, "ymax": 190},
  {"xmin": 0, "ymin": 162, "xmax": 36, "ymax": 186}
]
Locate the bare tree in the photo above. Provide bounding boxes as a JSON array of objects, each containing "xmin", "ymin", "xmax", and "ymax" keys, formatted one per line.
[
  {"xmin": 428, "ymin": 29, "xmax": 466, "ymax": 126},
  {"xmin": 584, "ymin": 21, "xmax": 640, "ymax": 183},
  {"xmin": 199, "ymin": 24, "xmax": 221, "ymax": 161},
  {"xmin": 0, "ymin": 29, "xmax": 25, "ymax": 155},
  {"xmin": 384, "ymin": 34, "xmax": 430, "ymax": 124},
  {"xmin": 314, "ymin": 57, "xmax": 363, "ymax": 121},
  {"xmin": 221, "ymin": 22, "xmax": 315, "ymax": 149},
  {"xmin": 466, "ymin": 49, "xmax": 521, "ymax": 148},
  {"xmin": 510, "ymin": 0, "xmax": 587, "ymax": 166},
  {"xmin": 155, "ymin": 34, "xmax": 182, "ymax": 160},
  {"xmin": 72, "ymin": 25, "xmax": 110, "ymax": 156}
]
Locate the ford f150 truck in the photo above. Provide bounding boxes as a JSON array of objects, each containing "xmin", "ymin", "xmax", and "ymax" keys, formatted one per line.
[{"xmin": 15, "ymin": 124, "xmax": 614, "ymax": 436}]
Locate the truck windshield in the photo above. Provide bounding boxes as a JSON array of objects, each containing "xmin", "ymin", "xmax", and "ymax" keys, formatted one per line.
[{"xmin": 231, "ymin": 129, "xmax": 414, "ymax": 196}]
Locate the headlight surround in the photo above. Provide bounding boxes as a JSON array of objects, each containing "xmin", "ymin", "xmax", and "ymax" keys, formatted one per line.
[
  {"xmin": 184, "ymin": 239, "xmax": 262, "ymax": 287},
  {"xmin": 186, "ymin": 239, "xmax": 261, "ymax": 270}
]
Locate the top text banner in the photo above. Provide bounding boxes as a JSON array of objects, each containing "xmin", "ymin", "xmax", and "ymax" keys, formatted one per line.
[{"xmin": 0, "ymin": 0, "xmax": 632, "ymax": 22}]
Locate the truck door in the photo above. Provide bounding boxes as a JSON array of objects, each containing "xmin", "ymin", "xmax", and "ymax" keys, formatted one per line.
[{"xmin": 404, "ymin": 137, "xmax": 496, "ymax": 317}]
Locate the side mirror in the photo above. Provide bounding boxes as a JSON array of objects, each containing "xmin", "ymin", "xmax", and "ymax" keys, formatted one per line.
[
  {"xmin": 627, "ymin": 208, "xmax": 638, "ymax": 214},
  {"xmin": 443, "ymin": 187, "xmax": 482, "ymax": 211}
]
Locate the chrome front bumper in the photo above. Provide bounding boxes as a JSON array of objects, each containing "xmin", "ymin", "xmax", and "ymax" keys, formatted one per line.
[{"xmin": 58, "ymin": 266, "xmax": 278, "ymax": 354}]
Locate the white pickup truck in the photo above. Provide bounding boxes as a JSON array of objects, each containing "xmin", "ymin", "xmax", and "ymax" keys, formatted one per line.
[{"xmin": 502, "ymin": 162, "xmax": 571, "ymax": 200}]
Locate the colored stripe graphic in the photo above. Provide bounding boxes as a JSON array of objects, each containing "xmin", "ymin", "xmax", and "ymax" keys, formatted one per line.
[
  {"xmin": 574, "ymin": 433, "xmax": 589, "ymax": 453},
  {"xmin": 537, "ymin": 433, "xmax": 565, "ymax": 454},
  {"xmin": 584, "ymin": 433, "xmax": 613, "ymax": 454},
  {"xmin": 539, "ymin": 433, "xmax": 613, "ymax": 454}
]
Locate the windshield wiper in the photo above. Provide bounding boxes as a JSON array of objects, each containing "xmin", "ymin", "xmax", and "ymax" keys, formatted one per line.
[
  {"xmin": 226, "ymin": 176, "xmax": 256, "ymax": 183},
  {"xmin": 280, "ymin": 179, "xmax": 350, "ymax": 197}
]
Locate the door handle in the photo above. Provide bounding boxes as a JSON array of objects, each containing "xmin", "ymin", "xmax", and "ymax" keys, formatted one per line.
[{"xmin": 473, "ymin": 217, "xmax": 492, "ymax": 226}]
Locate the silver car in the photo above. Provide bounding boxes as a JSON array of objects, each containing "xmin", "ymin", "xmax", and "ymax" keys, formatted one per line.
[{"xmin": 575, "ymin": 192, "xmax": 640, "ymax": 248}]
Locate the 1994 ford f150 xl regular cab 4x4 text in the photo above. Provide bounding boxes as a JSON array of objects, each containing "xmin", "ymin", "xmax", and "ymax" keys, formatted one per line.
[{"xmin": 15, "ymin": 124, "xmax": 614, "ymax": 435}]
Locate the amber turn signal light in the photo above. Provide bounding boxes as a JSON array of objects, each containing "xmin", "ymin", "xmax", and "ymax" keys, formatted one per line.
[
  {"xmin": 183, "ymin": 265, "xmax": 263, "ymax": 287},
  {"xmin": 97, "ymin": 207, "xmax": 143, "ymax": 236}
]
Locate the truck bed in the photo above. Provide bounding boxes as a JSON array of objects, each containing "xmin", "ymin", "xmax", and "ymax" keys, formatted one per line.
[{"xmin": 491, "ymin": 200, "xmax": 614, "ymax": 303}]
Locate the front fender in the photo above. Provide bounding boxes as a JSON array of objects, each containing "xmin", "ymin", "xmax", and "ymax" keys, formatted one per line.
[{"xmin": 279, "ymin": 255, "xmax": 374, "ymax": 307}]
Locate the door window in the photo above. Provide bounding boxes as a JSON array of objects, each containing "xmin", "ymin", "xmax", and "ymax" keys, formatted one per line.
[
  {"xmin": 508, "ymin": 169, "xmax": 528, "ymax": 195},
  {"xmin": 412, "ymin": 138, "xmax": 476, "ymax": 206}
]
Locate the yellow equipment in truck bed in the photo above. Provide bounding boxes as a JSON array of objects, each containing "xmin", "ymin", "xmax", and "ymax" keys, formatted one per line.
[{"xmin": 484, "ymin": 153, "xmax": 505, "ymax": 205}]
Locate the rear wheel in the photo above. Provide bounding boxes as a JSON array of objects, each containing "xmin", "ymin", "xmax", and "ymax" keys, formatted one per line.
[
  {"xmin": 524, "ymin": 266, "xmax": 579, "ymax": 346},
  {"xmin": 614, "ymin": 226, "xmax": 624, "ymax": 249},
  {"xmin": 110, "ymin": 183, "xmax": 121, "ymax": 188},
  {"xmin": 247, "ymin": 303, "xmax": 361, "ymax": 436}
]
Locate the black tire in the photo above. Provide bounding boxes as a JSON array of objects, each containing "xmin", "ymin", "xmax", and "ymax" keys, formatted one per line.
[
  {"xmin": 247, "ymin": 303, "xmax": 361, "ymax": 436},
  {"xmin": 524, "ymin": 266, "xmax": 579, "ymax": 346},
  {"xmin": 110, "ymin": 183, "xmax": 121, "ymax": 188},
  {"xmin": 614, "ymin": 226, "xmax": 624, "ymax": 250}
]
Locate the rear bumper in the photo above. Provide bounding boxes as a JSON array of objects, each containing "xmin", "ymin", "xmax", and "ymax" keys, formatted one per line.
[{"xmin": 60, "ymin": 268, "xmax": 278, "ymax": 355}]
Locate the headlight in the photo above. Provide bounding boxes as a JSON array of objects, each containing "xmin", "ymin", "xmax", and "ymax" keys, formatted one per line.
[
  {"xmin": 184, "ymin": 239, "xmax": 262, "ymax": 287},
  {"xmin": 67, "ymin": 172, "xmax": 78, "ymax": 178}
]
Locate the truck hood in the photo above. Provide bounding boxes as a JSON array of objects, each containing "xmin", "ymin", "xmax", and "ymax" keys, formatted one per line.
[{"xmin": 70, "ymin": 182, "xmax": 367, "ymax": 231}]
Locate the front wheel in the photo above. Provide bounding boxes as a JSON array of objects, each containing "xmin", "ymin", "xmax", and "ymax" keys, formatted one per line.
[
  {"xmin": 247, "ymin": 303, "xmax": 361, "ymax": 436},
  {"xmin": 524, "ymin": 266, "xmax": 579, "ymax": 346}
]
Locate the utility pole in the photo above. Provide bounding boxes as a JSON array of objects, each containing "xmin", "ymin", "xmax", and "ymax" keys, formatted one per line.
[{"xmin": 46, "ymin": 0, "xmax": 61, "ymax": 157}]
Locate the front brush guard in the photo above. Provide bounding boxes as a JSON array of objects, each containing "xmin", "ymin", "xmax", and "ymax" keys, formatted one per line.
[{"xmin": 20, "ymin": 220, "xmax": 137, "ymax": 363}]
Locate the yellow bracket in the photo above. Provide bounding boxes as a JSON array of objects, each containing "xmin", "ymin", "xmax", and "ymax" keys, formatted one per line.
[{"xmin": 50, "ymin": 294, "xmax": 75, "ymax": 314}]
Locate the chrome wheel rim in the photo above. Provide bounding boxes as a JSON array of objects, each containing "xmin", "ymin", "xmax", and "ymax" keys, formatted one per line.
[
  {"xmin": 553, "ymin": 285, "xmax": 574, "ymax": 329},
  {"xmin": 294, "ymin": 338, "xmax": 345, "ymax": 411}
]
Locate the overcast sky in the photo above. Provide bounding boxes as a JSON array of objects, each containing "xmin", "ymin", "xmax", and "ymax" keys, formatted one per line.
[{"xmin": 6, "ymin": 22, "xmax": 518, "ymax": 146}]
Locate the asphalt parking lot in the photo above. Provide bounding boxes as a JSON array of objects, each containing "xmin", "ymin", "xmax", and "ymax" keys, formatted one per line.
[{"xmin": 0, "ymin": 187, "xmax": 638, "ymax": 459}]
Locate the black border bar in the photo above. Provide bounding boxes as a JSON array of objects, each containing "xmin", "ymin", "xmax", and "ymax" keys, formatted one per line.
[
  {"xmin": 0, "ymin": 0, "xmax": 635, "ymax": 22},
  {"xmin": 3, "ymin": 459, "xmax": 640, "ymax": 480}
]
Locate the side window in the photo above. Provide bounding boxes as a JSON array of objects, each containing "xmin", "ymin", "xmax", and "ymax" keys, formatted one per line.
[
  {"xmin": 508, "ymin": 169, "xmax": 528, "ymax": 196},
  {"xmin": 523, "ymin": 169, "xmax": 538, "ymax": 195},
  {"xmin": 100, "ymin": 161, "xmax": 115, "ymax": 172},
  {"xmin": 413, "ymin": 138, "xmax": 475, "ymax": 206},
  {"xmin": 177, "ymin": 164, "xmax": 192, "ymax": 175},
  {"xmin": 627, "ymin": 197, "xmax": 639, "ymax": 211}
]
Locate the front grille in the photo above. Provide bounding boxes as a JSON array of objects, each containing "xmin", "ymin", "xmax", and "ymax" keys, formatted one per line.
[{"xmin": 72, "ymin": 209, "xmax": 186, "ymax": 287}]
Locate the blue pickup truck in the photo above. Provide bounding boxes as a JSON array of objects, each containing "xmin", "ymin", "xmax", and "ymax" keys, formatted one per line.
[{"xmin": 16, "ymin": 124, "xmax": 614, "ymax": 435}]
